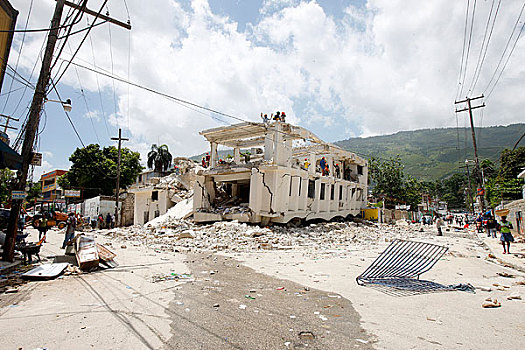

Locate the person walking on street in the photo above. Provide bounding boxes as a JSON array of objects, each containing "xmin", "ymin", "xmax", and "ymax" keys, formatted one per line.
[
  {"xmin": 62, "ymin": 212, "xmax": 77, "ymax": 249},
  {"xmin": 106, "ymin": 213, "xmax": 111, "ymax": 229},
  {"xmin": 435, "ymin": 215, "xmax": 444, "ymax": 236},
  {"xmin": 498, "ymin": 215, "xmax": 514, "ymax": 254},
  {"xmin": 38, "ymin": 216, "xmax": 49, "ymax": 242},
  {"xmin": 486, "ymin": 214, "xmax": 497, "ymax": 238}
]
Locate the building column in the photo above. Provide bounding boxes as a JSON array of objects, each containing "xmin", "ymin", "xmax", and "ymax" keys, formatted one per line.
[
  {"xmin": 210, "ymin": 142, "xmax": 218, "ymax": 168},
  {"xmin": 234, "ymin": 147, "xmax": 241, "ymax": 163}
]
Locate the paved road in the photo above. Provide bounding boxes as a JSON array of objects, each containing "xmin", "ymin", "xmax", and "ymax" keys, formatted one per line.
[{"xmin": 165, "ymin": 254, "xmax": 372, "ymax": 350}]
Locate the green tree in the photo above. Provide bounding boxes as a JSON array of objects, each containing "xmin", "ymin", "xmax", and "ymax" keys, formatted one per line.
[
  {"xmin": 147, "ymin": 144, "xmax": 172, "ymax": 174},
  {"xmin": 485, "ymin": 147, "xmax": 525, "ymax": 207},
  {"xmin": 25, "ymin": 182, "xmax": 42, "ymax": 204},
  {"xmin": 440, "ymin": 173, "xmax": 468, "ymax": 209},
  {"xmin": 60, "ymin": 144, "xmax": 143, "ymax": 199},
  {"xmin": 368, "ymin": 156, "xmax": 405, "ymax": 206},
  {"xmin": 0, "ymin": 168, "xmax": 14, "ymax": 204}
]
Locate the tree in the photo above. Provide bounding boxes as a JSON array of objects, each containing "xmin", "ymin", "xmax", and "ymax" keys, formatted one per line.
[
  {"xmin": 25, "ymin": 182, "xmax": 42, "ymax": 204},
  {"xmin": 147, "ymin": 144, "xmax": 172, "ymax": 174},
  {"xmin": 485, "ymin": 147, "xmax": 525, "ymax": 207},
  {"xmin": 0, "ymin": 168, "xmax": 15, "ymax": 205},
  {"xmin": 368, "ymin": 156, "xmax": 406, "ymax": 207},
  {"xmin": 60, "ymin": 144, "xmax": 143, "ymax": 199}
]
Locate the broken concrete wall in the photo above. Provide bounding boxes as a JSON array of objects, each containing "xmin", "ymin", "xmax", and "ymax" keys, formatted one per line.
[
  {"xmin": 133, "ymin": 189, "xmax": 175, "ymax": 226},
  {"xmin": 120, "ymin": 192, "xmax": 135, "ymax": 226}
]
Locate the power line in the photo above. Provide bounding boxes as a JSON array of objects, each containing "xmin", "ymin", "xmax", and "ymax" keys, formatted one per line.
[
  {"xmin": 1, "ymin": 0, "xmax": 33, "ymax": 114},
  {"xmin": 58, "ymin": 57, "xmax": 249, "ymax": 124},
  {"xmin": 52, "ymin": 0, "xmax": 108, "ymax": 87},
  {"xmin": 468, "ymin": 0, "xmax": 501, "ymax": 94},
  {"xmin": 68, "ymin": 41, "xmax": 100, "ymax": 144},
  {"xmin": 459, "ymin": 0, "xmax": 478, "ymax": 99},
  {"xmin": 483, "ymin": 1, "xmax": 525, "ymax": 98},
  {"xmin": 456, "ymin": 0, "xmax": 472, "ymax": 100},
  {"xmin": 87, "ymin": 26, "xmax": 110, "ymax": 137}
]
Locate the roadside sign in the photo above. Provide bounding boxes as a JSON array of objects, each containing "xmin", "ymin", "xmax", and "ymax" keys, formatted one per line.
[
  {"xmin": 11, "ymin": 190, "xmax": 27, "ymax": 200},
  {"xmin": 65, "ymin": 189, "xmax": 81, "ymax": 198},
  {"xmin": 31, "ymin": 152, "xmax": 42, "ymax": 166}
]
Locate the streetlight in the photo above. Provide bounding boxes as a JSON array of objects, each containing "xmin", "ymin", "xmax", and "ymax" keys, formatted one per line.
[{"xmin": 45, "ymin": 98, "xmax": 72, "ymax": 112}]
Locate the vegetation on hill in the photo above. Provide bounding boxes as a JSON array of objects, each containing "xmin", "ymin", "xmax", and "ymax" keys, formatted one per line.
[{"xmin": 335, "ymin": 123, "xmax": 525, "ymax": 181}]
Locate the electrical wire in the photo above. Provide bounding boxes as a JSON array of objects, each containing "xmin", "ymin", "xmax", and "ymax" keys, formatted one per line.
[
  {"xmin": 49, "ymin": 79, "xmax": 85, "ymax": 147},
  {"xmin": 107, "ymin": 16, "xmax": 119, "ymax": 130},
  {"xmin": 468, "ymin": 0, "xmax": 501, "ymax": 94},
  {"xmin": 483, "ymin": 1, "xmax": 525, "ymax": 99},
  {"xmin": 456, "ymin": 0, "xmax": 472, "ymax": 100},
  {"xmin": 51, "ymin": 0, "xmax": 108, "ymax": 88},
  {"xmin": 68, "ymin": 41, "xmax": 100, "ymax": 144},
  {"xmin": 1, "ymin": 0, "xmax": 33, "ymax": 114},
  {"xmin": 87, "ymin": 26, "xmax": 110, "ymax": 137},
  {"xmin": 459, "ymin": 0, "xmax": 478, "ymax": 99}
]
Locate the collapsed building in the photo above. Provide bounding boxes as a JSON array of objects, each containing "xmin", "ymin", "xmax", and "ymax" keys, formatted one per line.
[{"xmin": 194, "ymin": 121, "xmax": 368, "ymax": 224}]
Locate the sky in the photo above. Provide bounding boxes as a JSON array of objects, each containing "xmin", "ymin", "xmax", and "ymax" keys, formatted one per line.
[{"xmin": 1, "ymin": 0, "xmax": 524, "ymax": 181}]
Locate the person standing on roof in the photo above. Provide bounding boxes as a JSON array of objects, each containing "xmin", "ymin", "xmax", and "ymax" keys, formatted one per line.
[
  {"xmin": 273, "ymin": 111, "xmax": 281, "ymax": 121},
  {"xmin": 498, "ymin": 215, "xmax": 514, "ymax": 254},
  {"xmin": 304, "ymin": 158, "xmax": 310, "ymax": 170},
  {"xmin": 319, "ymin": 157, "xmax": 326, "ymax": 175},
  {"xmin": 281, "ymin": 112, "xmax": 286, "ymax": 122}
]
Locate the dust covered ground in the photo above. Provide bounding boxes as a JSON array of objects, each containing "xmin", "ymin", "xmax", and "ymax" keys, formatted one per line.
[{"xmin": 1, "ymin": 219, "xmax": 524, "ymax": 349}]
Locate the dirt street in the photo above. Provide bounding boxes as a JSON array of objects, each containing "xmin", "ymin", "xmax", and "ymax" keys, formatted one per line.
[{"xmin": 165, "ymin": 254, "xmax": 372, "ymax": 349}]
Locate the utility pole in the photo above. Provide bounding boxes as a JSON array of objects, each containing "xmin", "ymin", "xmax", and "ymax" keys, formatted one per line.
[
  {"xmin": 111, "ymin": 128, "xmax": 128, "ymax": 227},
  {"xmin": 461, "ymin": 161, "xmax": 475, "ymax": 214},
  {"xmin": 2, "ymin": 0, "xmax": 131, "ymax": 261},
  {"xmin": 455, "ymin": 95, "xmax": 485, "ymax": 212},
  {"xmin": 2, "ymin": 0, "xmax": 66, "ymax": 261}
]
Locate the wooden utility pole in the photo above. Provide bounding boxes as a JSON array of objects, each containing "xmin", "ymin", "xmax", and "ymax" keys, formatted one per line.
[
  {"xmin": 455, "ymin": 95, "xmax": 485, "ymax": 212},
  {"xmin": 111, "ymin": 128, "xmax": 128, "ymax": 227},
  {"xmin": 2, "ymin": 0, "xmax": 131, "ymax": 261},
  {"xmin": 2, "ymin": 0, "xmax": 66, "ymax": 261}
]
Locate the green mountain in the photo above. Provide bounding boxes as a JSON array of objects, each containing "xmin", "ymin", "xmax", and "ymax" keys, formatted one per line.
[{"xmin": 334, "ymin": 123, "xmax": 525, "ymax": 181}]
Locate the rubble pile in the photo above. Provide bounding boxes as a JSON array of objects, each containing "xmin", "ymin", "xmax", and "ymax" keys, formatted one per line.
[{"xmin": 103, "ymin": 219, "xmax": 444, "ymax": 257}]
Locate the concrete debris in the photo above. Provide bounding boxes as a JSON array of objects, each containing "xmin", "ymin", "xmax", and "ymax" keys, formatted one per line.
[
  {"xmin": 482, "ymin": 298, "xmax": 501, "ymax": 308},
  {"xmin": 101, "ymin": 219, "xmax": 454, "ymax": 259},
  {"xmin": 506, "ymin": 293, "xmax": 521, "ymax": 300}
]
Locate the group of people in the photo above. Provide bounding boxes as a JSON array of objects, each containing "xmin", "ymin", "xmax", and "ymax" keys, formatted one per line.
[
  {"xmin": 430, "ymin": 211, "xmax": 515, "ymax": 254},
  {"xmin": 261, "ymin": 111, "xmax": 287, "ymax": 123},
  {"xmin": 94, "ymin": 213, "xmax": 115, "ymax": 230}
]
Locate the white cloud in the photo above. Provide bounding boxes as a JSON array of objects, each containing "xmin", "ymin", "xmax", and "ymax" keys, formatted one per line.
[{"xmin": 9, "ymin": 0, "xmax": 525, "ymax": 163}]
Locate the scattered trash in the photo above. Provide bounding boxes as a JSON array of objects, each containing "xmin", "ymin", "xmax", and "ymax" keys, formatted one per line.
[
  {"xmin": 76, "ymin": 235, "xmax": 99, "ymax": 271},
  {"xmin": 213, "ymin": 303, "xmax": 220, "ymax": 308},
  {"xmin": 21, "ymin": 263, "xmax": 69, "ymax": 280},
  {"xmin": 289, "ymin": 315, "xmax": 296, "ymax": 319},
  {"xmin": 276, "ymin": 287, "xmax": 285, "ymax": 291},
  {"xmin": 298, "ymin": 331, "xmax": 315, "ymax": 340},
  {"xmin": 482, "ymin": 298, "xmax": 501, "ymax": 308},
  {"xmin": 244, "ymin": 295, "xmax": 255, "ymax": 300},
  {"xmin": 496, "ymin": 272, "xmax": 514, "ymax": 278},
  {"xmin": 152, "ymin": 273, "xmax": 192, "ymax": 283},
  {"xmin": 319, "ymin": 315, "xmax": 328, "ymax": 321},
  {"xmin": 5, "ymin": 288, "xmax": 18, "ymax": 294},
  {"xmin": 239, "ymin": 304, "xmax": 247, "ymax": 310},
  {"xmin": 507, "ymin": 293, "xmax": 521, "ymax": 300},
  {"xmin": 356, "ymin": 339, "xmax": 369, "ymax": 344}
]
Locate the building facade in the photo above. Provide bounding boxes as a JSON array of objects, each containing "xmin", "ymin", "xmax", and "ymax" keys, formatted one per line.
[{"xmin": 194, "ymin": 121, "xmax": 368, "ymax": 224}]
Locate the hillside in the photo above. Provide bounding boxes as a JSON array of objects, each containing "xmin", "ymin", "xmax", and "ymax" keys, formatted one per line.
[{"xmin": 335, "ymin": 123, "xmax": 525, "ymax": 181}]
